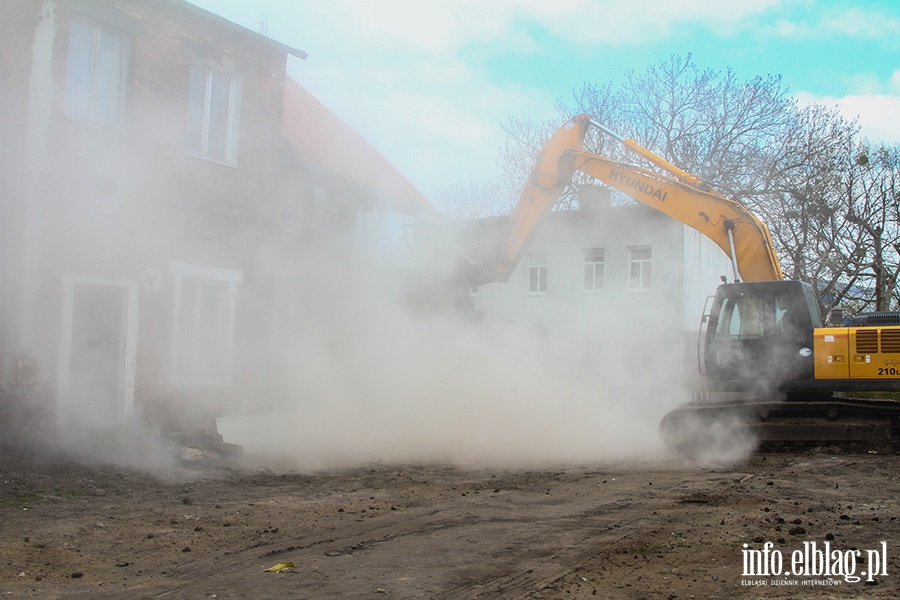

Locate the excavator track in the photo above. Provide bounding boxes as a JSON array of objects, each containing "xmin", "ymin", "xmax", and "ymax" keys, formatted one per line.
[{"xmin": 659, "ymin": 396, "xmax": 900, "ymax": 457}]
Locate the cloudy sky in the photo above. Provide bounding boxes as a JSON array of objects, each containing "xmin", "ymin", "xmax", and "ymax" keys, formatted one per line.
[{"xmin": 188, "ymin": 0, "xmax": 900, "ymax": 200}]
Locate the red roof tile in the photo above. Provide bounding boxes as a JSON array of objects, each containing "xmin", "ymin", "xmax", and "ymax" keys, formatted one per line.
[{"xmin": 282, "ymin": 77, "xmax": 436, "ymax": 217}]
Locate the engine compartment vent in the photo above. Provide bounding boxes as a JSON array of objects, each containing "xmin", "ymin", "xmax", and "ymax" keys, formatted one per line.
[
  {"xmin": 881, "ymin": 329, "xmax": 900, "ymax": 353},
  {"xmin": 856, "ymin": 329, "xmax": 879, "ymax": 353}
]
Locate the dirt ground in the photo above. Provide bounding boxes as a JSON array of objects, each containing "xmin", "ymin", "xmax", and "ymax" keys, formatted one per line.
[{"xmin": 2, "ymin": 443, "xmax": 899, "ymax": 599}]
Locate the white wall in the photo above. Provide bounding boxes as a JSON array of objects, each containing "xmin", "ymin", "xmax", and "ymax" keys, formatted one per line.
[
  {"xmin": 681, "ymin": 228, "xmax": 734, "ymax": 330},
  {"xmin": 470, "ymin": 205, "xmax": 731, "ymax": 388},
  {"xmin": 475, "ymin": 206, "xmax": 684, "ymax": 332}
]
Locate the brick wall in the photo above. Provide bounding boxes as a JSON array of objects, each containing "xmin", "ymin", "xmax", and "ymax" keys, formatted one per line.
[
  {"xmin": 0, "ymin": 0, "xmax": 42, "ymax": 350},
  {"xmin": 3, "ymin": 0, "xmax": 300, "ymax": 438},
  {"xmin": 0, "ymin": 1, "xmax": 45, "ymax": 444}
]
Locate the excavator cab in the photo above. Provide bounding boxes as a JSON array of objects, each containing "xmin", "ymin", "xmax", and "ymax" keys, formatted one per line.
[{"xmin": 703, "ymin": 280, "xmax": 821, "ymax": 393}]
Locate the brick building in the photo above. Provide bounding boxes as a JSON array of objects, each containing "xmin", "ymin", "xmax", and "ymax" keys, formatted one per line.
[{"xmin": 0, "ymin": 0, "xmax": 432, "ymax": 452}]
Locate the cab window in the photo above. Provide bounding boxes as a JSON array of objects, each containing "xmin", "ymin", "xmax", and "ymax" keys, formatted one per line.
[{"xmin": 716, "ymin": 296, "xmax": 766, "ymax": 339}]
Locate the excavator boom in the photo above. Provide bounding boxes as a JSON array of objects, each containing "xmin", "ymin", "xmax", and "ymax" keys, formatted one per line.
[
  {"xmin": 495, "ymin": 114, "xmax": 589, "ymax": 282},
  {"xmin": 572, "ymin": 154, "xmax": 782, "ymax": 282},
  {"xmin": 495, "ymin": 114, "xmax": 783, "ymax": 284}
]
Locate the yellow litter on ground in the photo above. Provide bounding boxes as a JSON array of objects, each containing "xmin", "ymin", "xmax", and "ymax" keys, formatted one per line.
[{"xmin": 263, "ymin": 561, "xmax": 296, "ymax": 573}]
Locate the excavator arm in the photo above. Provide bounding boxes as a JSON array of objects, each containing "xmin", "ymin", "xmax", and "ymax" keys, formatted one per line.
[{"xmin": 490, "ymin": 114, "xmax": 783, "ymax": 284}]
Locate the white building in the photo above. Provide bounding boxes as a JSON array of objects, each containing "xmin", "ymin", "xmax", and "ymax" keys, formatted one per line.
[{"xmin": 471, "ymin": 203, "xmax": 734, "ymax": 391}]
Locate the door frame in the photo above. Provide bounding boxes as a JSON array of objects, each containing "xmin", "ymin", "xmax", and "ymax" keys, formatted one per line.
[{"xmin": 57, "ymin": 274, "xmax": 139, "ymax": 429}]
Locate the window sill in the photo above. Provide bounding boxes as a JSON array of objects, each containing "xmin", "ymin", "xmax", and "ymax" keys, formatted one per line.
[{"xmin": 185, "ymin": 150, "xmax": 238, "ymax": 168}]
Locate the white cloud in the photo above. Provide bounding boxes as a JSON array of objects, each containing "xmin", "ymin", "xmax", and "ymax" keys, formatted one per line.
[
  {"xmin": 817, "ymin": 5, "xmax": 900, "ymax": 39},
  {"xmin": 533, "ymin": 0, "xmax": 780, "ymax": 45},
  {"xmin": 795, "ymin": 69, "xmax": 900, "ymax": 144},
  {"xmin": 836, "ymin": 94, "xmax": 900, "ymax": 144},
  {"xmin": 277, "ymin": 0, "xmax": 784, "ymax": 192},
  {"xmin": 340, "ymin": 0, "xmax": 543, "ymax": 53},
  {"xmin": 764, "ymin": 2, "xmax": 900, "ymax": 41},
  {"xmin": 277, "ymin": 1, "xmax": 563, "ymax": 193},
  {"xmin": 293, "ymin": 61, "xmax": 556, "ymax": 193}
]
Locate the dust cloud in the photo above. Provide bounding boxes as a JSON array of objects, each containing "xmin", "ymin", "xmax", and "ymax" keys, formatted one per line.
[
  {"xmin": 5, "ymin": 143, "xmax": 757, "ymax": 474},
  {"xmin": 218, "ymin": 227, "xmax": 705, "ymax": 473},
  {"xmin": 0, "ymin": 5, "xmax": 759, "ymax": 477}
]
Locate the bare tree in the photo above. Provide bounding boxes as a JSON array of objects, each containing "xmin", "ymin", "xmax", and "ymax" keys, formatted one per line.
[
  {"xmin": 844, "ymin": 143, "xmax": 900, "ymax": 311},
  {"xmin": 618, "ymin": 54, "xmax": 720, "ymax": 166},
  {"xmin": 747, "ymin": 104, "xmax": 859, "ymax": 308},
  {"xmin": 594, "ymin": 53, "xmax": 795, "ymax": 199},
  {"xmin": 760, "ymin": 107, "xmax": 900, "ymax": 313},
  {"xmin": 496, "ymin": 53, "xmax": 900, "ymax": 314}
]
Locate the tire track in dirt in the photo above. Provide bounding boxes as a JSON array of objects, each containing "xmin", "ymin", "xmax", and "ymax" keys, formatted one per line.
[{"xmin": 141, "ymin": 472, "xmax": 682, "ymax": 599}]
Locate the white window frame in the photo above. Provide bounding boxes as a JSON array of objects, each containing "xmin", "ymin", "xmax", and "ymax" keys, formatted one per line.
[
  {"xmin": 628, "ymin": 245, "xmax": 652, "ymax": 291},
  {"xmin": 170, "ymin": 261, "xmax": 242, "ymax": 385},
  {"xmin": 527, "ymin": 252, "xmax": 548, "ymax": 294},
  {"xmin": 583, "ymin": 247, "xmax": 605, "ymax": 292},
  {"xmin": 64, "ymin": 18, "xmax": 129, "ymax": 129},
  {"xmin": 187, "ymin": 62, "xmax": 242, "ymax": 164}
]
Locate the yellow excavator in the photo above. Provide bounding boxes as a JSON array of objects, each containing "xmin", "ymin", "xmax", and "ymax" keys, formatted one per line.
[{"xmin": 468, "ymin": 113, "xmax": 900, "ymax": 452}]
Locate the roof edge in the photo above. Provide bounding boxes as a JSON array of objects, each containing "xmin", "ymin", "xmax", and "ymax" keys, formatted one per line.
[{"xmin": 181, "ymin": 0, "xmax": 307, "ymax": 59}]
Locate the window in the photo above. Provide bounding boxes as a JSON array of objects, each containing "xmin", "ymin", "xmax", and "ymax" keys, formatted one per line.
[
  {"xmin": 64, "ymin": 19, "xmax": 128, "ymax": 128},
  {"xmin": 584, "ymin": 248, "xmax": 604, "ymax": 291},
  {"xmin": 170, "ymin": 262, "xmax": 242, "ymax": 384},
  {"xmin": 527, "ymin": 252, "xmax": 547, "ymax": 294},
  {"xmin": 774, "ymin": 294, "xmax": 791, "ymax": 333},
  {"xmin": 628, "ymin": 246, "xmax": 652, "ymax": 290},
  {"xmin": 187, "ymin": 64, "xmax": 242, "ymax": 163},
  {"xmin": 716, "ymin": 296, "xmax": 765, "ymax": 339}
]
